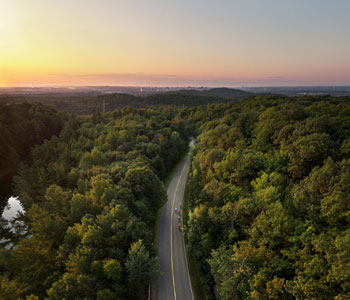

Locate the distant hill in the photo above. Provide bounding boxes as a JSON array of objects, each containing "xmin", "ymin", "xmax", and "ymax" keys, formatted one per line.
[
  {"xmin": 92, "ymin": 88, "xmax": 253, "ymax": 113},
  {"xmin": 0, "ymin": 88, "xmax": 253, "ymax": 115},
  {"xmin": 163, "ymin": 87, "xmax": 251, "ymax": 99}
]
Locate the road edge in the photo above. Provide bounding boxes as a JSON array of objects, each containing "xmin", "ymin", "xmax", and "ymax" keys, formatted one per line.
[
  {"xmin": 151, "ymin": 142, "xmax": 190, "ymax": 300},
  {"xmin": 183, "ymin": 143, "xmax": 209, "ymax": 300}
]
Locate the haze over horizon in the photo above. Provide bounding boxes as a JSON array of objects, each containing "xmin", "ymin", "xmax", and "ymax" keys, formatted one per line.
[{"xmin": 1, "ymin": 0, "xmax": 350, "ymax": 87}]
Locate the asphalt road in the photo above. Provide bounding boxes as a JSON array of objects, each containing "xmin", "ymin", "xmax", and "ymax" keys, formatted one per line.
[{"xmin": 157, "ymin": 141, "xmax": 194, "ymax": 300}]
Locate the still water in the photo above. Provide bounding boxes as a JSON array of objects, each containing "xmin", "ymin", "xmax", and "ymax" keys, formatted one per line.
[
  {"xmin": 2, "ymin": 196, "xmax": 25, "ymax": 221},
  {"xmin": 1, "ymin": 197, "xmax": 25, "ymax": 249}
]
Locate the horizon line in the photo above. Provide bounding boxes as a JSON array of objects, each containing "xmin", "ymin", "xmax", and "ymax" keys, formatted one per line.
[{"xmin": 1, "ymin": 84, "xmax": 350, "ymax": 89}]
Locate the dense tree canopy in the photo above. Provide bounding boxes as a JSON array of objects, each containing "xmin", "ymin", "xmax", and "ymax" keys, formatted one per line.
[
  {"xmin": 0, "ymin": 103, "xmax": 67, "ymax": 211},
  {"xmin": 185, "ymin": 96, "xmax": 350, "ymax": 300},
  {"xmin": 1, "ymin": 94, "xmax": 350, "ymax": 299},
  {"xmin": 0, "ymin": 88, "xmax": 250, "ymax": 115},
  {"xmin": 0, "ymin": 106, "xmax": 190, "ymax": 299}
]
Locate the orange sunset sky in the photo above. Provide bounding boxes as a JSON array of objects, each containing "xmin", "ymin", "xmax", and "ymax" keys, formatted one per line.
[{"xmin": 1, "ymin": 0, "xmax": 350, "ymax": 87}]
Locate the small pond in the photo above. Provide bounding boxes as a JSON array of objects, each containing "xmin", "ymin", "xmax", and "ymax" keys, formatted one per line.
[{"xmin": 2, "ymin": 196, "xmax": 25, "ymax": 221}]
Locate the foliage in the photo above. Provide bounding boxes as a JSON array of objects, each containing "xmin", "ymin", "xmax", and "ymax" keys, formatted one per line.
[
  {"xmin": 0, "ymin": 106, "xmax": 189, "ymax": 299},
  {"xmin": 2, "ymin": 94, "xmax": 350, "ymax": 299},
  {"xmin": 0, "ymin": 88, "xmax": 251, "ymax": 115},
  {"xmin": 0, "ymin": 103, "xmax": 67, "ymax": 210},
  {"xmin": 185, "ymin": 95, "xmax": 350, "ymax": 299}
]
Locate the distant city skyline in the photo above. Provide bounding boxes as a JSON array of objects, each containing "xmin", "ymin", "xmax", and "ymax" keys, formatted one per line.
[{"xmin": 1, "ymin": 0, "xmax": 349, "ymax": 87}]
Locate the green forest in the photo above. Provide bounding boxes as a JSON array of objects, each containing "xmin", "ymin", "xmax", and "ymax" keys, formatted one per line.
[
  {"xmin": 0, "ymin": 104, "xmax": 192, "ymax": 299},
  {"xmin": 0, "ymin": 103, "xmax": 67, "ymax": 210},
  {"xmin": 1, "ymin": 94, "xmax": 350, "ymax": 299},
  {"xmin": 0, "ymin": 87, "xmax": 250, "ymax": 115},
  {"xmin": 185, "ymin": 96, "xmax": 350, "ymax": 300}
]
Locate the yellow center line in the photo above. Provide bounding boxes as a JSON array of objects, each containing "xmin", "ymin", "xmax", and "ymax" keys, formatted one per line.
[{"xmin": 170, "ymin": 159, "xmax": 187, "ymax": 300}]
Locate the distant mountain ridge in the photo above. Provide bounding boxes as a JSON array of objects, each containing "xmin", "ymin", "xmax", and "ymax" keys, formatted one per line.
[
  {"xmin": 0, "ymin": 87, "xmax": 253, "ymax": 115},
  {"xmin": 163, "ymin": 87, "xmax": 251, "ymax": 99}
]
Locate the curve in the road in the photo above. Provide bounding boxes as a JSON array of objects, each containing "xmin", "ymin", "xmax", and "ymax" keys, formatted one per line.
[{"xmin": 157, "ymin": 142, "xmax": 194, "ymax": 300}]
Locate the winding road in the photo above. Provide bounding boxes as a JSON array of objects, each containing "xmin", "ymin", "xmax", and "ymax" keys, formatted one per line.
[{"xmin": 156, "ymin": 141, "xmax": 194, "ymax": 300}]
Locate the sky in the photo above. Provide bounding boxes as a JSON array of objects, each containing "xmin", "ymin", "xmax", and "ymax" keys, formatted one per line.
[{"xmin": 1, "ymin": 0, "xmax": 349, "ymax": 87}]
